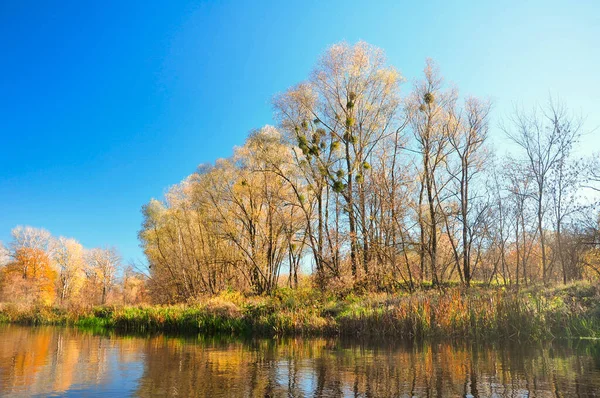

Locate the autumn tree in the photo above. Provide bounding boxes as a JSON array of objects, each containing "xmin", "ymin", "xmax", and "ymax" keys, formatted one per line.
[
  {"xmin": 274, "ymin": 83, "xmax": 340, "ymax": 283},
  {"xmin": 53, "ymin": 237, "xmax": 85, "ymax": 304},
  {"xmin": 406, "ymin": 60, "xmax": 456, "ymax": 286},
  {"xmin": 276, "ymin": 41, "xmax": 402, "ymax": 280},
  {"xmin": 0, "ymin": 242, "xmax": 9, "ymax": 267},
  {"xmin": 84, "ymin": 247, "xmax": 120, "ymax": 305},
  {"xmin": 140, "ymin": 176, "xmax": 241, "ymax": 301},
  {"xmin": 1, "ymin": 247, "xmax": 57, "ymax": 305},
  {"xmin": 581, "ymin": 213, "xmax": 600, "ymax": 280},
  {"xmin": 363, "ymin": 126, "xmax": 416, "ymax": 289},
  {"xmin": 141, "ymin": 127, "xmax": 303, "ymax": 297},
  {"xmin": 204, "ymin": 127, "xmax": 301, "ymax": 294},
  {"xmin": 0, "ymin": 226, "xmax": 136, "ymax": 306},
  {"xmin": 134, "ymin": 41, "xmax": 599, "ymax": 297},
  {"xmin": 0, "ymin": 227, "xmax": 57, "ymax": 304},
  {"xmin": 121, "ymin": 265, "xmax": 149, "ymax": 305}
]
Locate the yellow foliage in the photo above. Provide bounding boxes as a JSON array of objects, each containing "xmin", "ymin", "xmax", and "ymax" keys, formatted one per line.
[{"xmin": 1, "ymin": 248, "xmax": 57, "ymax": 305}]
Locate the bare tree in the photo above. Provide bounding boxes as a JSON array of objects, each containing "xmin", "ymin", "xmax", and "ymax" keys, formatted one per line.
[
  {"xmin": 584, "ymin": 155, "xmax": 600, "ymax": 192},
  {"xmin": 407, "ymin": 60, "xmax": 456, "ymax": 286},
  {"xmin": 446, "ymin": 97, "xmax": 491, "ymax": 286},
  {"xmin": 10, "ymin": 226, "xmax": 52, "ymax": 254},
  {"xmin": 487, "ymin": 161, "xmax": 512, "ymax": 285},
  {"xmin": 503, "ymin": 98, "xmax": 582, "ymax": 284}
]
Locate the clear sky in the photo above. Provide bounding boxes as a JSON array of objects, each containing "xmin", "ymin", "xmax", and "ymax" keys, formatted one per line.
[{"xmin": 1, "ymin": 0, "xmax": 599, "ymax": 264}]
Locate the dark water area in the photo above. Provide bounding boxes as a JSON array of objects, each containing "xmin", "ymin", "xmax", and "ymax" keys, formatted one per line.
[{"xmin": 0, "ymin": 325, "xmax": 599, "ymax": 397}]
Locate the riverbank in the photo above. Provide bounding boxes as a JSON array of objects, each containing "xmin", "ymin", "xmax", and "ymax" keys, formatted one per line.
[{"xmin": 1, "ymin": 282, "xmax": 599, "ymax": 341}]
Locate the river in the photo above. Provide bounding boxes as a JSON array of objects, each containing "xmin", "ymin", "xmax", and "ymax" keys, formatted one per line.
[{"xmin": 0, "ymin": 325, "xmax": 599, "ymax": 397}]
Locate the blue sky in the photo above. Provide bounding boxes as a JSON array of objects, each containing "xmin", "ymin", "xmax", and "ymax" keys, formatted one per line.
[{"xmin": 1, "ymin": 0, "xmax": 599, "ymax": 264}]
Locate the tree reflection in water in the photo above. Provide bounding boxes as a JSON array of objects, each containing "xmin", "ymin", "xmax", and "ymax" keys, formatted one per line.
[{"xmin": 0, "ymin": 325, "xmax": 599, "ymax": 397}]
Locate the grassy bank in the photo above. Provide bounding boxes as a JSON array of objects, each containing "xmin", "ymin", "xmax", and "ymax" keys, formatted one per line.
[{"xmin": 1, "ymin": 282, "xmax": 599, "ymax": 341}]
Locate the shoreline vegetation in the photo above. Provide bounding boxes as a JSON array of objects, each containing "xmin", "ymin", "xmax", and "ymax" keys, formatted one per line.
[{"xmin": 1, "ymin": 282, "xmax": 599, "ymax": 341}]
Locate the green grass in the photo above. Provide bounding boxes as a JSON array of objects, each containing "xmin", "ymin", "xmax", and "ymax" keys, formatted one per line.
[{"xmin": 1, "ymin": 282, "xmax": 599, "ymax": 341}]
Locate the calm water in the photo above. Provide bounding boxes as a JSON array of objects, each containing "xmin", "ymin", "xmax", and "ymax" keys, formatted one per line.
[{"xmin": 0, "ymin": 326, "xmax": 599, "ymax": 397}]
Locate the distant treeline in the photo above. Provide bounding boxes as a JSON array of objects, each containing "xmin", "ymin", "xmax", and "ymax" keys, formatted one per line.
[
  {"xmin": 0, "ymin": 226, "xmax": 146, "ymax": 307},
  {"xmin": 137, "ymin": 42, "xmax": 600, "ymax": 302}
]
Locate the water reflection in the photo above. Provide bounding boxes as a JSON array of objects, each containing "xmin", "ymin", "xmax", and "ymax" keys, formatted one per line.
[{"xmin": 0, "ymin": 325, "xmax": 599, "ymax": 397}]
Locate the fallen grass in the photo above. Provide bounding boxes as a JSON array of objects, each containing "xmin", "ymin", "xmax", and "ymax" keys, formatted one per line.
[{"xmin": 0, "ymin": 282, "xmax": 598, "ymax": 341}]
